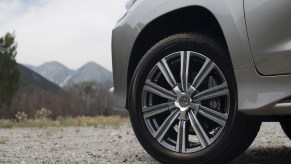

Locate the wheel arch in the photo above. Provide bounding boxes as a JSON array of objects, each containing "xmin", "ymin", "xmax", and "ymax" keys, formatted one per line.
[{"xmin": 126, "ymin": 6, "xmax": 231, "ymax": 109}]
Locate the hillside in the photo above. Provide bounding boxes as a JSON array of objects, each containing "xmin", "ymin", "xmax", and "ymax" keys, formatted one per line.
[
  {"xmin": 2, "ymin": 64, "xmax": 113, "ymax": 119},
  {"xmin": 18, "ymin": 64, "xmax": 63, "ymax": 93}
]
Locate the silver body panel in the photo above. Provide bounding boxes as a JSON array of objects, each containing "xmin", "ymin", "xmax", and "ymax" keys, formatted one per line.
[
  {"xmin": 236, "ymin": 68, "xmax": 291, "ymax": 115},
  {"xmin": 111, "ymin": 0, "xmax": 291, "ymax": 115},
  {"xmin": 245, "ymin": 0, "xmax": 291, "ymax": 75}
]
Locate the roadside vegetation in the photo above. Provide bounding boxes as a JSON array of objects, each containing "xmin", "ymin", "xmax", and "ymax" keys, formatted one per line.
[{"xmin": 0, "ymin": 108, "xmax": 129, "ymax": 128}]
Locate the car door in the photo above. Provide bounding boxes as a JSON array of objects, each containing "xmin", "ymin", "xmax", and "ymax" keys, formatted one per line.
[{"xmin": 244, "ymin": 0, "xmax": 291, "ymax": 75}]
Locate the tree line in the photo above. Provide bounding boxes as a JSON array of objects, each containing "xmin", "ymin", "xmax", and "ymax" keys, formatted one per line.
[{"xmin": 0, "ymin": 33, "xmax": 126, "ymax": 119}]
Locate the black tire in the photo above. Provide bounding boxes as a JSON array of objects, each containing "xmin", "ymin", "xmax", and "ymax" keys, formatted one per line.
[
  {"xmin": 128, "ymin": 33, "xmax": 261, "ymax": 164},
  {"xmin": 280, "ymin": 121, "xmax": 291, "ymax": 139}
]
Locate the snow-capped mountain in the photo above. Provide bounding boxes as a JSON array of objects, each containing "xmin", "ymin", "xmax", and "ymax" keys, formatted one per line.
[{"xmin": 25, "ymin": 61, "xmax": 112, "ymax": 87}]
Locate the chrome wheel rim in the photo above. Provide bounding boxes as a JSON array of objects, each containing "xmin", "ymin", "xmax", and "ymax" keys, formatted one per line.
[{"xmin": 142, "ymin": 51, "xmax": 230, "ymax": 153}]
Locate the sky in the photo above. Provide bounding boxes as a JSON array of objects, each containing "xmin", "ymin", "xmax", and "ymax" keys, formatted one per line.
[{"xmin": 0, "ymin": 0, "xmax": 128, "ymax": 71}]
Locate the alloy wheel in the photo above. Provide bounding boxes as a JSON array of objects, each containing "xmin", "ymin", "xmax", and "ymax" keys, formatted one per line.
[{"xmin": 142, "ymin": 51, "xmax": 230, "ymax": 153}]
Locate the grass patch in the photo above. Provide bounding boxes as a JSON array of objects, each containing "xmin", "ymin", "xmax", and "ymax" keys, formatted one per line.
[{"xmin": 0, "ymin": 116, "xmax": 129, "ymax": 128}]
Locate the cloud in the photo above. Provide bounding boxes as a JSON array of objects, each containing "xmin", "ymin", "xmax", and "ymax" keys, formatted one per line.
[{"xmin": 0, "ymin": 0, "xmax": 127, "ymax": 70}]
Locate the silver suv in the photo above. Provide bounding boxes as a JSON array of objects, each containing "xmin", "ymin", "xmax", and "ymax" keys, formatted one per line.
[{"xmin": 111, "ymin": 0, "xmax": 291, "ymax": 163}]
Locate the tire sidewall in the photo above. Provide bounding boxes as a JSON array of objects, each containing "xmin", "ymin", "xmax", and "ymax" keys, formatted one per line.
[{"xmin": 129, "ymin": 34, "xmax": 239, "ymax": 163}]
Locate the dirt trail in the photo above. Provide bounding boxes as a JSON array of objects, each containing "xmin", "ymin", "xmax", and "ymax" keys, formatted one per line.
[{"xmin": 0, "ymin": 123, "xmax": 290, "ymax": 163}]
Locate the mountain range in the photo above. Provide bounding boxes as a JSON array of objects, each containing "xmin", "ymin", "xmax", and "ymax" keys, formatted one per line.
[{"xmin": 25, "ymin": 61, "xmax": 112, "ymax": 87}]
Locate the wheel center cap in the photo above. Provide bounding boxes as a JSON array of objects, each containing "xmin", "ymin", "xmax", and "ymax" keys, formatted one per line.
[{"xmin": 179, "ymin": 97, "xmax": 190, "ymax": 107}]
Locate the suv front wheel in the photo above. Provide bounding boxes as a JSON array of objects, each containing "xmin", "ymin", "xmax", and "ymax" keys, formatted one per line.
[{"xmin": 129, "ymin": 33, "xmax": 261, "ymax": 163}]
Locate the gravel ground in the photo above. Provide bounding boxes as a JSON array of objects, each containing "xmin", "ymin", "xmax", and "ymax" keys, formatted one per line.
[{"xmin": 0, "ymin": 122, "xmax": 290, "ymax": 163}]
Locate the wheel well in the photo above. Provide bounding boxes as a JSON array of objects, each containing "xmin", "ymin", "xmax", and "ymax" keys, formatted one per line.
[{"xmin": 127, "ymin": 6, "xmax": 229, "ymax": 108}]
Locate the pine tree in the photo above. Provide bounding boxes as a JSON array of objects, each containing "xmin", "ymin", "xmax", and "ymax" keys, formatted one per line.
[{"xmin": 0, "ymin": 33, "xmax": 20, "ymax": 107}]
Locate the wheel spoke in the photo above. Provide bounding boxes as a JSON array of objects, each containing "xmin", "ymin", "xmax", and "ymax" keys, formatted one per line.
[
  {"xmin": 157, "ymin": 58, "xmax": 177, "ymax": 88},
  {"xmin": 193, "ymin": 83, "xmax": 229, "ymax": 102},
  {"xmin": 189, "ymin": 103, "xmax": 200, "ymax": 112},
  {"xmin": 192, "ymin": 58, "xmax": 215, "ymax": 89},
  {"xmin": 199, "ymin": 105, "xmax": 227, "ymax": 126},
  {"xmin": 188, "ymin": 110, "xmax": 211, "ymax": 148},
  {"xmin": 186, "ymin": 86, "xmax": 196, "ymax": 96},
  {"xmin": 144, "ymin": 80, "xmax": 176, "ymax": 100},
  {"xmin": 176, "ymin": 120, "xmax": 186, "ymax": 153},
  {"xmin": 143, "ymin": 103, "xmax": 174, "ymax": 119},
  {"xmin": 180, "ymin": 51, "xmax": 190, "ymax": 91},
  {"xmin": 154, "ymin": 109, "xmax": 180, "ymax": 142}
]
